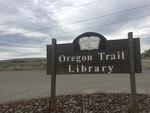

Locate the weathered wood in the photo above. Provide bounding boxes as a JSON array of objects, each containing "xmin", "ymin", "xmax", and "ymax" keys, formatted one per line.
[
  {"xmin": 47, "ymin": 39, "xmax": 141, "ymax": 74},
  {"xmin": 128, "ymin": 32, "xmax": 138, "ymax": 113},
  {"xmin": 46, "ymin": 33, "xmax": 142, "ymax": 113},
  {"xmin": 50, "ymin": 39, "xmax": 57, "ymax": 113}
]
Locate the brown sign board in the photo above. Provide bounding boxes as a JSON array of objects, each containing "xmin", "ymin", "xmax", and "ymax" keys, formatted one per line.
[{"xmin": 47, "ymin": 38, "xmax": 142, "ymax": 74}]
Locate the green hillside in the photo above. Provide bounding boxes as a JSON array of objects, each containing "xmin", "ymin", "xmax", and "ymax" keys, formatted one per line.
[
  {"xmin": 0, "ymin": 49, "xmax": 149, "ymax": 71},
  {"xmin": 0, "ymin": 58, "xmax": 46, "ymax": 71}
]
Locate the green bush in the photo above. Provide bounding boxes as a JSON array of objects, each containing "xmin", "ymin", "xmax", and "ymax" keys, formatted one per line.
[{"xmin": 142, "ymin": 49, "xmax": 150, "ymax": 59}]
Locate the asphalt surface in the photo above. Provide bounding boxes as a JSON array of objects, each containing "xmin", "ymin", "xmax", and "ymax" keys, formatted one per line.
[{"xmin": 0, "ymin": 61, "xmax": 150, "ymax": 104}]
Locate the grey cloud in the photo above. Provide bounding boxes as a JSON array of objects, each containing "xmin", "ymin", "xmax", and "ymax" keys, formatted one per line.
[
  {"xmin": 141, "ymin": 37, "xmax": 150, "ymax": 44},
  {"xmin": 0, "ymin": 34, "xmax": 44, "ymax": 47},
  {"xmin": 0, "ymin": 0, "xmax": 150, "ymax": 60},
  {"xmin": 49, "ymin": 1, "xmax": 150, "ymax": 41}
]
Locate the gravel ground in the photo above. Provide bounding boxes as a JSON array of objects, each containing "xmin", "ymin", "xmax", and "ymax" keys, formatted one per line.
[{"xmin": 0, "ymin": 93, "xmax": 150, "ymax": 113}]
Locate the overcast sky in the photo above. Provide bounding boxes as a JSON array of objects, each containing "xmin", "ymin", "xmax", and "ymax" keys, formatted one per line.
[{"xmin": 0, "ymin": 0, "xmax": 150, "ymax": 60}]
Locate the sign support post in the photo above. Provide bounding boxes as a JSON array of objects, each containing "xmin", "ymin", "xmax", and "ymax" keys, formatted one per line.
[
  {"xmin": 47, "ymin": 32, "xmax": 142, "ymax": 113},
  {"xmin": 128, "ymin": 32, "xmax": 138, "ymax": 113},
  {"xmin": 50, "ymin": 39, "xmax": 57, "ymax": 113}
]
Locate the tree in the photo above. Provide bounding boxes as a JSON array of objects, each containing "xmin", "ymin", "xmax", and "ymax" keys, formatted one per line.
[{"xmin": 142, "ymin": 49, "xmax": 150, "ymax": 58}]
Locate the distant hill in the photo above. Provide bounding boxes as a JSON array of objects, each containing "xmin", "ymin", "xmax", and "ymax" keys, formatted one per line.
[
  {"xmin": 0, "ymin": 58, "xmax": 46, "ymax": 71},
  {"xmin": 0, "ymin": 53, "xmax": 149, "ymax": 71}
]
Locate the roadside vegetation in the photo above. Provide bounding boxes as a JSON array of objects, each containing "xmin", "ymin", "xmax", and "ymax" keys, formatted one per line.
[
  {"xmin": 141, "ymin": 49, "xmax": 150, "ymax": 60},
  {"xmin": 0, "ymin": 58, "xmax": 46, "ymax": 71},
  {"xmin": 0, "ymin": 49, "xmax": 149, "ymax": 71}
]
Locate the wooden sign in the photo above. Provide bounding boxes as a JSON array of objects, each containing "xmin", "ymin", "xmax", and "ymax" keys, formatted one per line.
[
  {"xmin": 47, "ymin": 33, "xmax": 141, "ymax": 74},
  {"xmin": 47, "ymin": 32, "xmax": 141, "ymax": 113}
]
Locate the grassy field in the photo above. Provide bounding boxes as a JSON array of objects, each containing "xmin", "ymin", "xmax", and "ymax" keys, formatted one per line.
[
  {"xmin": 0, "ymin": 58, "xmax": 46, "ymax": 71},
  {"xmin": 0, "ymin": 57, "xmax": 149, "ymax": 71}
]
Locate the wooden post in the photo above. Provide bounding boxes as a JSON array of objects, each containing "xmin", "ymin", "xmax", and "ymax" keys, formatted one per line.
[
  {"xmin": 51, "ymin": 39, "xmax": 57, "ymax": 113},
  {"xmin": 128, "ymin": 32, "xmax": 138, "ymax": 113}
]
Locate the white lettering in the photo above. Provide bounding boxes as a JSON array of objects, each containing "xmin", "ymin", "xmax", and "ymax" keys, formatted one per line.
[
  {"xmin": 111, "ymin": 54, "xmax": 116, "ymax": 60},
  {"xmin": 117, "ymin": 51, "xmax": 121, "ymax": 59},
  {"xmin": 98, "ymin": 51, "xmax": 126, "ymax": 61},
  {"xmin": 82, "ymin": 56, "xmax": 87, "ymax": 61},
  {"xmin": 59, "ymin": 55, "xmax": 65, "ymax": 62},
  {"xmin": 88, "ymin": 66, "xmax": 93, "ymax": 72},
  {"xmin": 76, "ymin": 56, "xmax": 81, "ymax": 63},
  {"xmin": 108, "ymin": 66, "xmax": 114, "ymax": 74},
  {"xmin": 98, "ymin": 52, "xmax": 105, "ymax": 60},
  {"xmin": 76, "ymin": 65, "xmax": 79, "ymax": 72},
  {"xmin": 66, "ymin": 56, "xmax": 71, "ymax": 62},
  {"xmin": 68, "ymin": 65, "xmax": 74, "ymax": 72},
  {"xmin": 94, "ymin": 66, "xmax": 100, "ymax": 72},
  {"xmin": 59, "ymin": 55, "xmax": 93, "ymax": 63},
  {"xmin": 68, "ymin": 65, "xmax": 114, "ymax": 73},
  {"xmin": 71, "ymin": 56, "xmax": 75, "ymax": 61},
  {"xmin": 87, "ymin": 55, "xmax": 93, "ymax": 61},
  {"xmin": 102, "ymin": 66, "xmax": 107, "ymax": 72},
  {"xmin": 106, "ymin": 54, "xmax": 111, "ymax": 60},
  {"xmin": 81, "ymin": 65, "xmax": 87, "ymax": 72},
  {"xmin": 121, "ymin": 51, "xmax": 125, "ymax": 60}
]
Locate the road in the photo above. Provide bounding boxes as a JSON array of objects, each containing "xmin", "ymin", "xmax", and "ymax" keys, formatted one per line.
[{"xmin": 0, "ymin": 61, "xmax": 150, "ymax": 104}]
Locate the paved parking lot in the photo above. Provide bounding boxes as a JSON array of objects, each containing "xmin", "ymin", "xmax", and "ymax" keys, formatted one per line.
[{"xmin": 0, "ymin": 61, "xmax": 150, "ymax": 104}]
